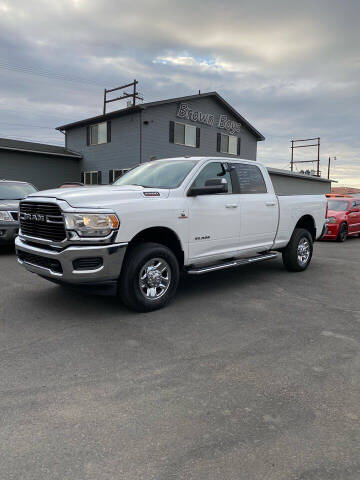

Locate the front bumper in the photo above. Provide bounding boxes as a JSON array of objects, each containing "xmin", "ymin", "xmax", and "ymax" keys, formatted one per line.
[
  {"xmin": 322, "ymin": 222, "xmax": 340, "ymax": 240},
  {"xmin": 15, "ymin": 236, "xmax": 127, "ymax": 284},
  {"xmin": 0, "ymin": 223, "xmax": 19, "ymax": 243}
]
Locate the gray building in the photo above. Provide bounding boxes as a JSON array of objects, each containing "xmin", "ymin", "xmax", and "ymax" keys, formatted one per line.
[
  {"xmin": 57, "ymin": 92, "xmax": 264, "ymax": 184},
  {"xmin": 0, "ymin": 138, "xmax": 82, "ymax": 190}
]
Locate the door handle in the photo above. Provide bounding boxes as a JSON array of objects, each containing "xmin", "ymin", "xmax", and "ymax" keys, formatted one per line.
[
  {"xmin": 225, "ymin": 204, "xmax": 238, "ymax": 208},
  {"xmin": 265, "ymin": 202, "xmax": 276, "ymax": 206}
]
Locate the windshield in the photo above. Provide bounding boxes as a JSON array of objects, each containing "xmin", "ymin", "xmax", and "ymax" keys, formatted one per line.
[
  {"xmin": 113, "ymin": 160, "xmax": 197, "ymax": 189},
  {"xmin": 0, "ymin": 182, "xmax": 37, "ymax": 200},
  {"xmin": 327, "ymin": 200, "xmax": 349, "ymax": 211}
]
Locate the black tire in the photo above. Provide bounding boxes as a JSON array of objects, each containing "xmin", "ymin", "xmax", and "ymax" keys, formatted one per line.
[
  {"xmin": 282, "ymin": 228, "xmax": 313, "ymax": 272},
  {"xmin": 336, "ymin": 222, "xmax": 348, "ymax": 242},
  {"xmin": 119, "ymin": 242, "xmax": 180, "ymax": 312}
]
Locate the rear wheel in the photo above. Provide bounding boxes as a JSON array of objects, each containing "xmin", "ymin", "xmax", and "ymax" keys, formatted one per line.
[
  {"xmin": 282, "ymin": 228, "xmax": 313, "ymax": 272},
  {"xmin": 336, "ymin": 222, "xmax": 348, "ymax": 242},
  {"xmin": 119, "ymin": 242, "xmax": 180, "ymax": 312}
]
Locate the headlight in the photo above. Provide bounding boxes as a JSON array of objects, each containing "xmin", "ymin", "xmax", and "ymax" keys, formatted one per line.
[
  {"xmin": 64, "ymin": 213, "xmax": 119, "ymax": 237},
  {"xmin": 0, "ymin": 211, "xmax": 14, "ymax": 222},
  {"xmin": 327, "ymin": 216, "xmax": 337, "ymax": 224}
]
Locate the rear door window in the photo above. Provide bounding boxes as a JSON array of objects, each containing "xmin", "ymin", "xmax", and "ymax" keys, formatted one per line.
[{"xmin": 230, "ymin": 163, "xmax": 267, "ymax": 194}]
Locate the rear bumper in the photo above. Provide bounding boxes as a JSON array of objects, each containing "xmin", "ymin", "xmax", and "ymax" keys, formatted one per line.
[
  {"xmin": 0, "ymin": 224, "xmax": 19, "ymax": 243},
  {"xmin": 15, "ymin": 236, "xmax": 127, "ymax": 284}
]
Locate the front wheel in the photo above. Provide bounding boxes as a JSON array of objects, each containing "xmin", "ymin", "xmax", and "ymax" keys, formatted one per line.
[
  {"xmin": 282, "ymin": 228, "xmax": 313, "ymax": 272},
  {"xmin": 336, "ymin": 223, "xmax": 348, "ymax": 242},
  {"xmin": 119, "ymin": 242, "xmax": 180, "ymax": 312}
]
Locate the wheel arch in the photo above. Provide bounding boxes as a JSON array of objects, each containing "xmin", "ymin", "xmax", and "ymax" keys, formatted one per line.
[
  {"xmin": 125, "ymin": 226, "xmax": 184, "ymax": 268},
  {"xmin": 294, "ymin": 215, "xmax": 316, "ymax": 241}
]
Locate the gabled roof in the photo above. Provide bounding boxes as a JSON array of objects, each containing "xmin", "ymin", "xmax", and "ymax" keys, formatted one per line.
[
  {"xmin": 56, "ymin": 91, "xmax": 265, "ymax": 141},
  {"xmin": 0, "ymin": 138, "xmax": 82, "ymax": 159}
]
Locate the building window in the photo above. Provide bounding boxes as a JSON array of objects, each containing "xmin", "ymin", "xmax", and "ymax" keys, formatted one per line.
[
  {"xmin": 169, "ymin": 121, "xmax": 200, "ymax": 148},
  {"xmin": 87, "ymin": 121, "xmax": 110, "ymax": 145},
  {"xmin": 217, "ymin": 133, "xmax": 240, "ymax": 156},
  {"xmin": 82, "ymin": 171, "xmax": 101, "ymax": 185},
  {"xmin": 109, "ymin": 168, "xmax": 131, "ymax": 183}
]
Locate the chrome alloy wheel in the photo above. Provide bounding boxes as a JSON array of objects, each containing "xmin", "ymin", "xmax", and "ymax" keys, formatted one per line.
[
  {"xmin": 297, "ymin": 237, "xmax": 311, "ymax": 266},
  {"xmin": 138, "ymin": 258, "xmax": 171, "ymax": 300}
]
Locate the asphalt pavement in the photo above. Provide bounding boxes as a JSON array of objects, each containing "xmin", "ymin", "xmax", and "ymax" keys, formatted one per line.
[{"xmin": 1, "ymin": 239, "xmax": 360, "ymax": 480}]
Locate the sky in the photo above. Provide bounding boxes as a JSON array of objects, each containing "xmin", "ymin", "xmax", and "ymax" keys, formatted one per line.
[{"xmin": 0, "ymin": 0, "xmax": 359, "ymax": 186}]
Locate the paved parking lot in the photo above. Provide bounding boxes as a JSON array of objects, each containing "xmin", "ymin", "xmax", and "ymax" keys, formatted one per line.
[{"xmin": 1, "ymin": 240, "xmax": 360, "ymax": 480}]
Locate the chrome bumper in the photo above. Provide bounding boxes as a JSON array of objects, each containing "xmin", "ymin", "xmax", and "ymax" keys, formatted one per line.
[{"xmin": 15, "ymin": 236, "xmax": 127, "ymax": 284}]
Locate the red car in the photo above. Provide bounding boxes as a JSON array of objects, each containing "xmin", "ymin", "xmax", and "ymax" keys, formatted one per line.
[{"xmin": 323, "ymin": 197, "xmax": 360, "ymax": 241}]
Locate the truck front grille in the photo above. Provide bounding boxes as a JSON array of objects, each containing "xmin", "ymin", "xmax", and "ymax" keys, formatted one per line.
[{"xmin": 19, "ymin": 202, "xmax": 66, "ymax": 242}]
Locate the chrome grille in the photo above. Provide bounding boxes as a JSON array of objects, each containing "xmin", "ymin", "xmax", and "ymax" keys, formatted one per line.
[{"xmin": 19, "ymin": 202, "xmax": 66, "ymax": 242}]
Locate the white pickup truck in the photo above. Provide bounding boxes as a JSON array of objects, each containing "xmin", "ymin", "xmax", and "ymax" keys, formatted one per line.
[{"xmin": 15, "ymin": 157, "xmax": 327, "ymax": 311}]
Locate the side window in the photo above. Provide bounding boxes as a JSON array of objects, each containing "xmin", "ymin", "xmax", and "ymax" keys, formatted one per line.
[
  {"xmin": 231, "ymin": 163, "xmax": 267, "ymax": 194},
  {"xmin": 191, "ymin": 162, "xmax": 232, "ymax": 193}
]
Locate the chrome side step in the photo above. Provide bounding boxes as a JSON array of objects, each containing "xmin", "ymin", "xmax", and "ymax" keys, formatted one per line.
[{"xmin": 187, "ymin": 252, "xmax": 278, "ymax": 275}]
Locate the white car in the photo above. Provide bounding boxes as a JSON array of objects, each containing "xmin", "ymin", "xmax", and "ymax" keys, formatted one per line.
[{"xmin": 16, "ymin": 157, "xmax": 327, "ymax": 312}]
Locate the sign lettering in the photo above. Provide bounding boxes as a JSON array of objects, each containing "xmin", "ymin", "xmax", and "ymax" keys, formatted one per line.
[{"xmin": 176, "ymin": 103, "xmax": 241, "ymax": 135}]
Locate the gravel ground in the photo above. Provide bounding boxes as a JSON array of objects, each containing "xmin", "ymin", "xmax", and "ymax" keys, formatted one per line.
[{"xmin": 1, "ymin": 239, "xmax": 360, "ymax": 480}]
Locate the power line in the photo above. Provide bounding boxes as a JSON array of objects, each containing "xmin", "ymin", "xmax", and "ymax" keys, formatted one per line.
[
  {"xmin": 0, "ymin": 60, "xmax": 106, "ymax": 87},
  {"xmin": 0, "ymin": 121, "xmax": 54, "ymax": 129}
]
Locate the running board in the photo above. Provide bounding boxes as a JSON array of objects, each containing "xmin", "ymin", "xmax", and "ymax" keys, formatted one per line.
[{"xmin": 187, "ymin": 252, "xmax": 278, "ymax": 275}]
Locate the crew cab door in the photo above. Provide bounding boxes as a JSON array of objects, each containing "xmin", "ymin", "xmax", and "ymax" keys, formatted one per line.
[
  {"xmin": 230, "ymin": 162, "xmax": 278, "ymax": 251},
  {"xmin": 348, "ymin": 200, "xmax": 360, "ymax": 234},
  {"xmin": 187, "ymin": 161, "xmax": 240, "ymax": 261}
]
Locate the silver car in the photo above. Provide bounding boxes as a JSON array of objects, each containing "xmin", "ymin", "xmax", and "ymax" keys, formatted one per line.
[{"xmin": 0, "ymin": 180, "xmax": 37, "ymax": 244}]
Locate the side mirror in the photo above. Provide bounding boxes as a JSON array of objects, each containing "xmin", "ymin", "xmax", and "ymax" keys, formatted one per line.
[{"xmin": 187, "ymin": 178, "xmax": 228, "ymax": 197}]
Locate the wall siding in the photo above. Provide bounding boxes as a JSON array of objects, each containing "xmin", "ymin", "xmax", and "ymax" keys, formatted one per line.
[
  {"xmin": 0, "ymin": 151, "xmax": 80, "ymax": 190},
  {"xmin": 65, "ymin": 96, "xmax": 260, "ymax": 184},
  {"xmin": 269, "ymin": 173, "xmax": 331, "ymax": 195}
]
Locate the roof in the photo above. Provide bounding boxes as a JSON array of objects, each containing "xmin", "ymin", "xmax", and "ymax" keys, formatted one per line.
[
  {"xmin": 267, "ymin": 167, "xmax": 334, "ymax": 183},
  {"xmin": 0, "ymin": 138, "xmax": 82, "ymax": 159},
  {"xmin": 331, "ymin": 186, "xmax": 360, "ymax": 195},
  {"xmin": 56, "ymin": 92, "xmax": 265, "ymax": 141}
]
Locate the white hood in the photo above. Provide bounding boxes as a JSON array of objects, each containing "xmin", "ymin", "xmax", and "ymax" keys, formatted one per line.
[{"xmin": 27, "ymin": 185, "xmax": 170, "ymax": 209}]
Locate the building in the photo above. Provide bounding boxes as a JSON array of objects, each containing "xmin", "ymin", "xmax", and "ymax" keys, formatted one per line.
[
  {"xmin": 268, "ymin": 168, "xmax": 332, "ymax": 195},
  {"xmin": 57, "ymin": 91, "xmax": 264, "ymax": 184},
  {"xmin": 0, "ymin": 138, "xmax": 82, "ymax": 190}
]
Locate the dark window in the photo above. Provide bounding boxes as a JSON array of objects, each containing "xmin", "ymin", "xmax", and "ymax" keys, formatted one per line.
[
  {"xmin": 218, "ymin": 133, "xmax": 238, "ymax": 155},
  {"xmin": 231, "ymin": 163, "xmax": 267, "ymax": 194},
  {"xmin": 84, "ymin": 171, "xmax": 100, "ymax": 185},
  {"xmin": 191, "ymin": 162, "xmax": 232, "ymax": 194},
  {"xmin": 173, "ymin": 122, "xmax": 197, "ymax": 147},
  {"xmin": 109, "ymin": 169, "xmax": 131, "ymax": 183},
  {"xmin": 88, "ymin": 121, "xmax": 109, "ymax": 145}
]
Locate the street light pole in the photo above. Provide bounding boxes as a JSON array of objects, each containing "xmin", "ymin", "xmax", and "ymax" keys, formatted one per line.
[{"xmin": 328, "ymin": 156, "xmax": 336, "ymax": 179}]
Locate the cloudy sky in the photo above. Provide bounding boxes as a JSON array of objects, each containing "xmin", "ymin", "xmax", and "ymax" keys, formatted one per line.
[{"xmin": 0, "ymin": 0, "xmax": 359, "ymax": 185}]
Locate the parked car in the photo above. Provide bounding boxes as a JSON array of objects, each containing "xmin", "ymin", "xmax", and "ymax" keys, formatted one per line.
[
  {"xmin": 58, "ymin": 182, "xmax": 85, "ymax": 188},
  {"xmin": 15, "ymin": 157, "xmax": 327, "ymax": 312},
  {"xmin": 0, "ymin": 180, "xmax": 37, "ymax": 244},
  {"xmin": 323, "ymin": 197, "xmax": 360, "ymax": 242}
]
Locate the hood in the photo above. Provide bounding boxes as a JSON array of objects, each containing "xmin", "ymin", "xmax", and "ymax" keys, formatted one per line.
[
  {"xmin": 327, "ymin": 209, "xmax": 346, "ymax": 220},
  {"xmin": 26, "ymin": 185, "xmax": 170, "ymax": 209},
  {"xmin": 0, "ymin": 199, "xmax": 20, "ymax": 210}
]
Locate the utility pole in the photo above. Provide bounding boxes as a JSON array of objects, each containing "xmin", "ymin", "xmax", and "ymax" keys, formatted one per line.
[
  {"xmin": 290, "ymin": 138, "xmax": 321, "ymax": 176},
  {"xmin": 328, "ymin": 156, "xmax": 336, "ymax": 179},
  {"xmin": 103, "ymin": 80, "xmax": 143, "ymax": 115}
]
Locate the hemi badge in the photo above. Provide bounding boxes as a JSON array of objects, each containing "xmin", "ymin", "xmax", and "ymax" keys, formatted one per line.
[{"xmin": 143, "ymin": 191, "xmax": 160, "ymax": 197}]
